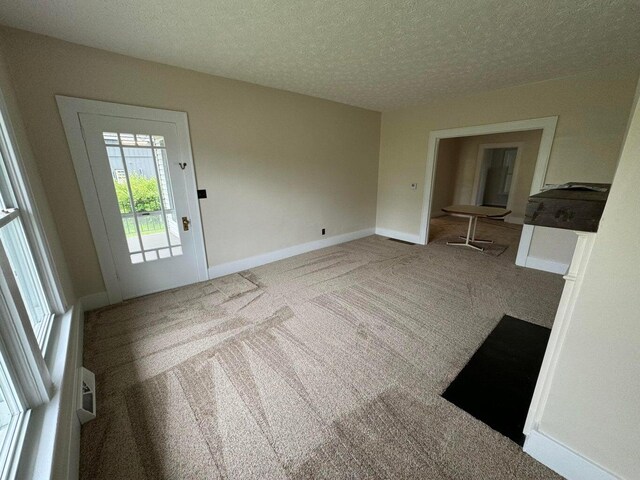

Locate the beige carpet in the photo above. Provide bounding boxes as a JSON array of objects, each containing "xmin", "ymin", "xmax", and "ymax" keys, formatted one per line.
[{"xmin": 81, "ymin": 217, "xmax": 564, "ymax": 479}]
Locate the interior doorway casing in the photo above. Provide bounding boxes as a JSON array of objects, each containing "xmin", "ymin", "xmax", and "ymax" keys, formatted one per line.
[
  {"xmin": 471, "ymin": 142, "xmax": 524, "ymax": 222},
  {"xmin": 419, "ymin": 117, "xmax": 558, "ymax": 266}
]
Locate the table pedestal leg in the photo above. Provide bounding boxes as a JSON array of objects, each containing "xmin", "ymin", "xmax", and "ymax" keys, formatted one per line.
[
  {"xmin": 458, "ymin": 216, "xmax": 494, "ymax": 244},
  {"xmin": 446, "ymin": 215, "xmax": 485, "ymax": 251}
]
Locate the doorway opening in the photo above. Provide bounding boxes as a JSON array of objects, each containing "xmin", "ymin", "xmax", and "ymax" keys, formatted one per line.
[
  {"xmin": 429, "ymin": 133, "xmax": 540, "ymax": 260},
  {"xmin": 419, "ymin": 117, "xmax": 558, "ymax": 266},
  {"xmin": 474, "ymin": 146, "xmax": 519, "ymax": 208}
]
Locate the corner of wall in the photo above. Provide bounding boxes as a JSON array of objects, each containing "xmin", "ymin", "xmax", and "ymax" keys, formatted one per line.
[
  {"xmin": 79, "ymin": 292, "xmax": 110, "ymax": 312},
  {"xmin": 524, "ymin": 430, "xmax": 617, "ymax": 480}
]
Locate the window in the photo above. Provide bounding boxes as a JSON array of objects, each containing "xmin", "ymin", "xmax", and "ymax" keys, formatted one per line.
[
  {"xmin": 0, "ymin": 87, "xmax": 61, "ymax": 478},
  {"xmin": 0, "ymin": 359, "xmax": 16, "ymax": 467},
  {"xmin": 0, "ymin": 219, "xmax": 51, "ymax": 340}
]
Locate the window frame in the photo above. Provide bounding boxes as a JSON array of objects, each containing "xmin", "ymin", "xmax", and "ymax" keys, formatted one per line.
[
  {"xmin": 0, "ymin": 345, "xmax": 30, "ymax": 480},
  {"xmin": 0, "ymin": 91, "xmax": 67, "ymax": 317},
  {"xmin": 0, "ymin": 244, "xmax": 53, "ymax": 406},
  {"xmin": 0, "ymin": 210, "xmax": 53, "ymax": 347},
  {"xmin": 0, "ymin": 83, "xmax": 66, "ymax": 479}
]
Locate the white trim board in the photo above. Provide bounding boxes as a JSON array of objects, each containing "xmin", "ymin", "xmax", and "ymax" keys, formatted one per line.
[
  {"xmin": 374, "ymin": 228, "xmax": 420, "ymax": 244},
  {"xmin": 524, "ymin": 232, "xmax": 596, "ymax": 434},
  {"xmin": 523, "ymin": 256, "xmax": 569, "ymax": 275},
  {"xmin": 524, "ymin": 430, "xmax": 617, "ymax": 480},
  {"xmin": 419, "ymin": 116, "xmax": 558, "ymax": 267},
  {"xmin": 515, "ymin": 224, "xmax": 535, "ymax": 267},
  {"xmin": 208, "ymin": 228, "xmax": 375, "ymax": 279}
]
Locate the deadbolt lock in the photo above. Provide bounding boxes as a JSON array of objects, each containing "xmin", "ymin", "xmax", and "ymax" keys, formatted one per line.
[{"xmin": 182, "ymin": 216, "xmax": 191, "ymax": 231}]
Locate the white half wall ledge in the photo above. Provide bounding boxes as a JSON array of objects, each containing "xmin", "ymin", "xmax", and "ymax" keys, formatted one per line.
[
  {"xmin": 374, "ymin": 228, "xmax": 421, "ymax": 244},
  {"xmin": 79, "ymin": 292, "xmax": 110, "ymax": 311},
  {"xmin": 208, "ymin": 228, "xmax": 375, "ymax": 279},
  {"xmin": 524, "ymin": 430, "xmax": 618, "ymax": 480},
  {"xmin": 523, "ymin": 256, "xmax": 569, "ymax": 275}
]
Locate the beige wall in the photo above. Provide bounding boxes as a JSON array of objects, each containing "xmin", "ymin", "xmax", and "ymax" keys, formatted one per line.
[
  {"xmin": 537, "ymin": 77, "xmax": 640, "ymax": 479},
  {"xmin": 377, "ymin": 64, "xmax": 639, "ymax": 266},
  {"xmin": 430, "ymin": 138, "xmax": 459, "ymax": 217},
  {"xmin": 0, "ymin": 27, "xmax": 381, "ymax": 298},
  {"xmin": 0, "ymin": 48, "xmax": 75, "ymax": 304}
]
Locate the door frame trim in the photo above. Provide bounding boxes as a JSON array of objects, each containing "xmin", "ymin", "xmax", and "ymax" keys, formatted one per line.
[
  {"xmin": 419, "ymin": 116, "xmax": 558, "ymax": 267},
  {"xmin": 471, "ymin": 142, "xmax": 524, "ymax": 223},
  {"xmin": 56, "ymin": 96, "xmax": 208, "ymax": 304}
]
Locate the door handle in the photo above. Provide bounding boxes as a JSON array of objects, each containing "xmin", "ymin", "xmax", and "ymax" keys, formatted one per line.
[{"xmin": 182, "ymin": 216, "xmax": 190, "ymax": 231}]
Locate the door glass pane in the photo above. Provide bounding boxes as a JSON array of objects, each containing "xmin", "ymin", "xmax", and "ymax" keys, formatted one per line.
[
  {"xmin": 135, "ymin": 134, "xmax": 151, "ymax": 146},
  {"xmin": 0, "ymin": 219, "xmax": 50, "ymax": 336},
  {"xmin": 154, "ymin": 149, "xmax": 181, "ymax": 246},
  {"xmin": 103, "ymin": 132, "xmax": 119, "ymax": 145},
  {"xmin": 144, "ymin": 251, "xmax": 158, "ymax": 261},
  {"xmin": 106, "ymin": 146, "xmax": 141, "ymax": 253},
  {"xmin": 119, "ymin": 133, "xmax": 136, "ymax": 146},
  {"xmin": 102, "ymin": 132, "xmax": 182, "ymax": 264}
]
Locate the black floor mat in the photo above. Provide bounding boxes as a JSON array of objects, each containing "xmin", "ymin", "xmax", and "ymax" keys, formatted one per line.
[{"xmin": 442, "ymin": 315, "xmax": 550, "ymax": 445}]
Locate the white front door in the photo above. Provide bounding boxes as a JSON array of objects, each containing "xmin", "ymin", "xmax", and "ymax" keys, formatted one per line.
[{"xmin": 78, "ymin": 113, "xmax": 207, "ymax": 300}]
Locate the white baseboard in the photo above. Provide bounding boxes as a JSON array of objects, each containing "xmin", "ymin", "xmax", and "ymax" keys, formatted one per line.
[
  {"xmin": 79, "ymin": 292, "xmax": 109, "ymax": 311},
  {"xmin": 524, "ymin": 430, "xmax": 617, "ymax": 480},
  {"xmin": 524, "ymin": 256, "xmax": 569, "ymax": 275},
  {"xmin": 208, "ymin": 228, "xmax": 375, "ymax": 279},
  {"xmin": 374, "ymin": 228, "xmax": 421, "ymax": 244}
]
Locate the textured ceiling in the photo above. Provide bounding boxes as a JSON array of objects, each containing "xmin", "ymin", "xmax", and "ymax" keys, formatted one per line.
[{"xmin": 1, "ymin": 1, "xmax": 639, "ymax": 111}]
